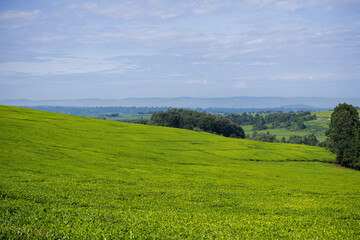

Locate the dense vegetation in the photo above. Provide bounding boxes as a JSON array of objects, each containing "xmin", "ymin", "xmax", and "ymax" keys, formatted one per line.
[
  {"xmin": 226, "ymin": 111, "xmax": 322, "ymax": 146},
  {"xmin": 250, "ymin": 132, "xmax": 319, "ymax": 146},
  {"xmin": 138, "ymin": 108, "xmax": 245, "ymax": 138},
  {"xmin": 242, "ymin": 116, "xmax": 330, "ymax": 144},
  {"xmin": 2, "ymin": 106, "xmax": 359, "ymax": 239},
  {"xmin": 326, "ymin": 103, "xmax": 360, "ymax": 169},
  {"xmin": 225, "ymin": 111, "xmax": 316, "ymax": 131}
]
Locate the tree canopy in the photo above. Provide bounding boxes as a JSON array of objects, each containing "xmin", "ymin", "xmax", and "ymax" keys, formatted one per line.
[
  {"xmin": 139, "ymin": 109, "xmax": 245, "ymax": 139},
  {"xmin": 326, "ymin": 103, "xmax": 360, "ymax": 169},
  {"xmin": 225, "ymin": 111, "xmax": 315, "ymax": 131}
]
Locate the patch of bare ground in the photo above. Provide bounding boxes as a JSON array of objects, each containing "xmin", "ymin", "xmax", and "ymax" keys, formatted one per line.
[{"xmin": 329, "ymin": 163, "xmax": 357, "ymax": 170}]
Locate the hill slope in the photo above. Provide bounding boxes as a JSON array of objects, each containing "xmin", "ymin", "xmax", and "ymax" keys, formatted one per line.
[{"xmin": 0, "ymin": 106, "xmax": 359, "ymax": 239}]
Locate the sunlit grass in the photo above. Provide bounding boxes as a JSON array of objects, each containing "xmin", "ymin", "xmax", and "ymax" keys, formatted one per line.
[{"xmin": 1, "ymin": 106, "xmax": 359, "ymax": 239}]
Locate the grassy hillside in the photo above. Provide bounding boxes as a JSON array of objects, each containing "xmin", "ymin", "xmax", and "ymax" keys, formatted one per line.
[
  {"xmin": 1, "ymin": 106, "xmax": 359, "ymax": 239},
  {"xmin": 312, "ymin": 110, "xmax": 360, "ymax": 118},
  {"xmin": 312, "ymin": 111, "xmax": 333, "ymax": 118}
]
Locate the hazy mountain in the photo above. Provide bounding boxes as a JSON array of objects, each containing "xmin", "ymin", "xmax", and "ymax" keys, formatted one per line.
[{"xmin": 1, "ymin": 97, "xmax": 359, "ymax": 109}]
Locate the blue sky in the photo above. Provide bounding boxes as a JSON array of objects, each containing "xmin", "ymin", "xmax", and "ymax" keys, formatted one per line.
[{"xmin": 0, "ymin": 0, "xmax": 359, "ymax": 100}]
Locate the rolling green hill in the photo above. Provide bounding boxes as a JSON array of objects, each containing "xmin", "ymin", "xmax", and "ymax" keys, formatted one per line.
[{"xmin": 1, "ymin": 106, "xmax": 359, "ymax": 239}]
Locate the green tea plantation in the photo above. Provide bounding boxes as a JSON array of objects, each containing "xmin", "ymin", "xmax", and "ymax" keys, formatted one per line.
[{"xmin": 0, "ymin": 106, "xmax": 359, "ymax": 239}]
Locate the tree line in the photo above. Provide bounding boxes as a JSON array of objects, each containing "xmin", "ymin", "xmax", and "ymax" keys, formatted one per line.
[
  {"xmin": 225, "ymin": 111, "xmax": 316, "ymax": 131},
  {"xmin": 135, "ymin": 109, "xmax": 245, "ymax": 138},
  {"xmin": 250, "ymin": 132, "xmax": 319, "ymax": 146}
]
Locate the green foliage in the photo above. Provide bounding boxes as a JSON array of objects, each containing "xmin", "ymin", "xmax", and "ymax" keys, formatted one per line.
[
  {"xmin": 288, "ymin": 135, "xmax": 304, "ymax": 144},
  {"xmin": 226, "ymin": 112, "xmax": 254, "ymax": 125},
  {"xmin": 302, "ymin": 134, "xmax": 319, "ymax": 146},
  {"xmin": 286, "ymin": 134, "xmax": 319, "ymax": 146},
  {"xmin": 296, "ymin": 120, "xmax": 306, "ymax": 130},
  {"xmin": 1, "ymin": 106, "xmax": 359, "ymax": 239},
  {"xmin": 326, "ymin": 103, "xmax": 360, "ymax": 169},
  {"xmin": 265, "ymin": 111, "xmax": 315, "ymax": 130},
  {"xmin": 134, "ymin": 118, "xmax": 149, "ymax": 124},
  {"xmin": 251, "ymin": 132, "xmax": 278, "ymax": 142},
  {"xmin": 252, "ymin": 114, "xmax": 267, "ymax": 131},
  {"xmin": 242, "ymin": 113, "xmax": 331, "ymax": 143},
  {"xmin": 228, "ymin": 111, "xmax": 316, "ymax": 134},
  {"xmin": 148, "ymin": 109, "xmax": 245, "ymax": 138}
]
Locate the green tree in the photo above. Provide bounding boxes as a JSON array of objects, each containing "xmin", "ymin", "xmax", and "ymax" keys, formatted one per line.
[
  {"xmin": 288, "ymin": 135, "xmax": 303, "ymax": 144},
  {"xmin": 252, "ymin": 132, "xmax": 277, "ymax": 143},
  {"xmin": 303, "ymin": 134, "xmax": 319, "ymax": 146},
  {"xmin": 326, "ymin": 103, "xmax": 360, "ymax": 168},
  {"xmin": 252, "ymin": 114, "xmax": 267, "ymax": 131},
  {"xmin": 134, "ymin": 119, "xmax": 149, "ymax": 125},
  {"xmin": 149, "ymin": 109, "xmax": 245, "ymax": 139},
  {"xmin": 296, "ymin": 120, "xmax": 306, "ymax": 130}
]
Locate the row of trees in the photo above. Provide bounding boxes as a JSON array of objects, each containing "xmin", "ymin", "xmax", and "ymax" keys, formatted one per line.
[
  {"xmin": 250, "ymin": 132, "xmax": 319, "ymax": 146},
  {"xmin": 287, "ymin": 134, "xmax": 319, "ymax": 146},
  {"xmin": 326, "ymin": 103, "xmax": 360, "ymax": 170},
  {"xmin": 225, "ymin": 111, "xmax": 315, "ymax": 131},
  {"xmin": 136, "ymin": 109, "xmax": 245, "ymax": 138}
]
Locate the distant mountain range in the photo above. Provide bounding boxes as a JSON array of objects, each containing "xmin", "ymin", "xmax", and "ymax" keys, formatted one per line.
[{"xmin": 1, "ymin": 97, "xmax": 359, "ymax": 109}]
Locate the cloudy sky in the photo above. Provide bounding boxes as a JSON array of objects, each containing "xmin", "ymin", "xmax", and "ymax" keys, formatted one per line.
[{"xmin": 0, "ymin": 0, "xmax": 359, "ymax": 100}]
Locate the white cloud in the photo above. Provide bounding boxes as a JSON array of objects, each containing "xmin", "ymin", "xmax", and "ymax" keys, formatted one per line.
[
  {"xmin": 244, "ymin": 38, "xmax": 265, "ymax": 45},
  {"xmin": 1, "ymin": 0, "xmax": 359, "ymax": 100},
  {"xmin": 185, "ymin": 79, "xmax": 209, "ymax": 84},
  {"xmin": 275, "ymin": 1, "xmax": 302, "ymax": 11},
  {"xmin": 31, "ymin": 33, "xmax": 69, "ymax": 43},
  {"xmin": 0, "ymin": 10, "xmax": 40, "ymax": 21},
  {"xmin": 10, "ymin": 1, "xmax": 354, "ymax": 60},
  {"xmin": 63, "ymin": 0, "xmax": 247, "ymax": 20},
  {"xmin": 73, "ymin": 0, "xmax": 360, "ymax": 21},
  {"xmin": 0, "ymin": 10, "xmax": 41, "ymax": 29},
  {"xmin": 246, "ymin": 62, "xmax": 278, "ymax": 66},
  {"xmin": 66, "ymin": 0, "xmax": 180, "ymax": 20},
  {"xmin": 67, "ymin": 2, "xmax": 98, "ymax": 10},
  {"xmin": 0, "ymin": 55, "xmax": 138, "ymax": 76}
]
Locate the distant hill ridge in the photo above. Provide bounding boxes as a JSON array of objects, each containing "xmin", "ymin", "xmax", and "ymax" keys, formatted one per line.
[{"xmin": 1, "ymin": 97, "xmax": 359, "ymax": 108}]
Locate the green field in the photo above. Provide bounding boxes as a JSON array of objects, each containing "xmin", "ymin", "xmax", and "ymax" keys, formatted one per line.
[
  {"xmin": 311, "ymin": 111, "xmax": 333, "ymax": 118},
  {"xmin": 1, "ymin": 106, "xmax": 359, "ymax": 239},
  {"xmin": 311, "ymin": 110, "xmax": 360, "ymax": 119}
]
